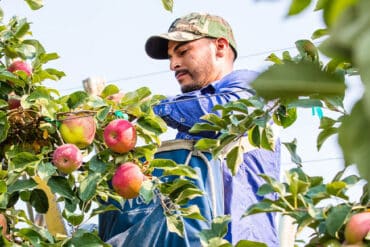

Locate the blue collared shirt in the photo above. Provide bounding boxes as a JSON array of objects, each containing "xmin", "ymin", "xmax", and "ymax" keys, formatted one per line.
[
  {"xmin": 153, "ymin": 69, "xmax": 280, "ymax": 246},
  {"xmin": 153, "ymin": 70, "xmax": 258, "ymax": 140}
]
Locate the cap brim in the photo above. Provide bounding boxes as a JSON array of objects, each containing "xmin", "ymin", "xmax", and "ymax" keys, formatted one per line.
[{"xmin": 145, "ymin": 31, "xmax": 204, "ymax": 59}]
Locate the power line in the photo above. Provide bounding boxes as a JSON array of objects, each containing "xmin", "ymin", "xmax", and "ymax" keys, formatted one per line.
[
  {"xmin": 282, "ymin": 157, "xmax": 344, "ymax": 166},
  {"xmin": 58, "ymin": 42, "xmax": 323, "ymax": 94}
]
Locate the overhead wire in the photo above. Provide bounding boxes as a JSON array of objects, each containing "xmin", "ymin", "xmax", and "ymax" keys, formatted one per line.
[{"xmin": 57, "ymin": 41, "xmax": 323, "ymax": 94}]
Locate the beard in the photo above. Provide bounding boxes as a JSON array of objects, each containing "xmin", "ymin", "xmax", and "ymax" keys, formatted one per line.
[{"xmin": 180, "ymin": 82, "xmax": 203, "ymax": 93}]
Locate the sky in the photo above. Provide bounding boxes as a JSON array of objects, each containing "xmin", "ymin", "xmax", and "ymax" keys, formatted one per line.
[{"xmin": 2, "ymin": 0, "xmax": 365, "ymax": 243}]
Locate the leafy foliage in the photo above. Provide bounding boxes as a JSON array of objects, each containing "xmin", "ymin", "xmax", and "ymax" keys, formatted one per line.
[{"xmin": 0, "ymin": 2, "xmax": 206, "ymax": 246}]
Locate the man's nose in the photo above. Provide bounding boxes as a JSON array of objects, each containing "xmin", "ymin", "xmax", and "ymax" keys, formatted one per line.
[{"xmin": 169, "ymin": 58, "xmax": 180, "ymax": 71}]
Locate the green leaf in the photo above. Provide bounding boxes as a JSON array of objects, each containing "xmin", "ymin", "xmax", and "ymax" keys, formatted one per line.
[
  {"xmin": 315, "ymin": 0, "xmax": 329, "ymax": 10},
  {"xmin": 63, "ymin": 209, "xmax": 84, "ymax": 226},
  {"xmin": 88, "ymin": 156, "xmax": 108, "ymax": 174},
  {"xmin": 133, "ymin": 144, "xmax": 158, "ymax": 161},
  {"xmin": 17, "ymin": 228, "xmax": 45, "ymax": 246},
  {"xmin": 8, "ymin": 178, "xmax": 37, "ymax": 194},
  {"xmin": 257, "ymin": 183, "xmax": 275, "ymax": 196},
  {"xmin": 261, "ymin": 126, "xmax": 274, "ymax": 151},
  {"xmin": 260, "ymin": 174, "xmax": 286, "ymax": 195},
  {"xmin": 162, "ymin": 166, "xmax": 198, "ymax": 179},
  {"xmin": 282, "ymin": 139, "xmax": 302, "ymax": 165},
  {"xmin": 252, "ymin": 60, "xmax": 346, "ymax": 100},
  {"xmin": 0, "ymin": 181, "xmax": 6, "ymax": 194},
  {"xmin": 0, "ymin": 99, "xmax": 7, "ymax": 109},
  {"xmin": 14, "ymin": 19, "xmax": 30, "ymax": 39},
  {"xmin": 272, "ymin": 106, "xmax": 297, "ymax": 128},
  {"xmin": 194, "ymin": 138, "xmax": 219, "ymax": 151},
  {"xmin": 10, "ymin": 152, "xmax": 41, "ymax": 171},
  {"xmin": 189, "ymin": 122, "xmax": 221, "ymax": 133},
  {"xmin": 179, "ymin": 205, "xmax": 205, "ymax": 220},
  {"xmin": 91, "ymin": 204, "xmax": 119, "ymax": 218},
  {"xmin": 101, "ymin": 84, "xmax": 119, "ymax": 98},
  {"xmin": 288, "ymin": 0, "xmax": 312, "ymax": 16},
  {"xmin": 287, "ymin": 171, "xmax": 310, "ymax": 196},
  {"xmin": 161, "ymin": 0, "xmax": 173, "ymax": 12},
  {"xmin": 160, "ymin": 179, "xmax": 197, "ymax": 195},
  {"xmin": 67, "ymin": 91, "xmax": 89, "ymax": 109},
  {"xmin": 311, "ymin": 28, "xmax": 329, "ymax": 40},
  {"xmin": 244, "ymin": 200, "xmax": 283, "ymax": 216},
  {"xmin": 24, "ymin": 0, "xmax": 44, "ymax": 10},
  {"xmin": 201, "ymin": 113, "xmax": 227, "ymax": 128},
  {"xmin": 96, "ymin": 106, "xmax": 111, "ymax": 122},
  {"xmin": 79, "ymin": 173, "xmax": 99, "ymax": 202},
  {"xmin": 139, "ymin": 180, "xmax": 155, "ymax": 204},
  {"xmin": 226, "ymin": 145, "xmax": 243, "ymax": 176},
  {"xmin": 199, "ymin": 215, "xmax": 231, "ymax": 246},
  {"xmin": 23, "ymin": 39, "xmax": 46, "ymax": 56},
  {"xmin": 64, "ymin": 229, "xmax": 110, "ymax": 246},
  {"xmin": 150, "ymin": 159, "xmax": 177, "ymax": 168},
  {"xmin": 322, "ymin": 0, "xmax": 357, "ymax": 27},
  {"xmin": 47, "ymin": 176, "xmax": 74, "ymax": 200},
  {"xmin": 317, "ymin": 127, "xmax": 338, "ymax": 150},
  {"xmin": 326, "ymin": 181, "xmax": 347, "ymax": 198},
  {"xmin": 137, "ymin": 115, "xmax": 167, "ymax": 135},
  {"xmin": 37, "ymin": 162, "xmax": 57, "ymax": 180},
  {"xmin": 38, "ymin": 52, "xmax": 59, "ymax": 64},
  {"xmin": 295, "ymin": 40, "xmax": 319, "ymax": 62},
  {"xmin": 174, "ymin": 187, "xmax": 203, "ymax": 205},
  {"xmin": 235, "ymin": 240, "xmax": 268, "ymax": 247},
  {"xmin": 325, "ymin": 204, "xmax": 351, "ymax": 237},
  {"xmin": 338, "ymin": 100, "xmax": 370, "ymax": 191},
  {"xmin": 319, "ymin": 116, "xmax": 337, "ymax": 129},
  {"xmin": 265, "ymin": 53, "xmax": 283, "ymax": 64},
  {"xmin": 166, "ymin": 214, "xmax": 184, "ymax": 237},
  {"xmin": 248, "ymin": 125, "xmax": 260, "ymax": 147},
  {"xmin": 121, "ymin": 87, "xmax": 151, "ymax": 105},
  {"xmin": 0, "ymin": 111, "xmax": 9, "ymax": 143},
  {"xmin": 30, "ymin": 189, "xmax": 48, "ymax": 213}
]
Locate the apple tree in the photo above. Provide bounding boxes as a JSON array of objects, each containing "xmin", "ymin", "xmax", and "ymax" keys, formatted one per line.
[{"xmin": 0, "ymin": 1, "xmax": 207, "ymax": 246}]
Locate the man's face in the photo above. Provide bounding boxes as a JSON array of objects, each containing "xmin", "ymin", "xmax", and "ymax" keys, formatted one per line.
[{"xmin": 168, "ymin": 38, "xmax": 219, "ymax": 93}]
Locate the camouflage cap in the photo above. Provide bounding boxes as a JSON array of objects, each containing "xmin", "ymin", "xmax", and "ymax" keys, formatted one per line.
[{"xmin": 145, "ymin": 12, "xmax": 237, "ymax": 59}]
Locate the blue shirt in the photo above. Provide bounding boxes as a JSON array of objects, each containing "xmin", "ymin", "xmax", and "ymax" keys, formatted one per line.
[
  {"xmin": 154, "ymin": 69, "xmax": 280, "ymax": 246},
  {"xmin": 153, "ymin": 70, "xmax": 257, "ymax": 140}
]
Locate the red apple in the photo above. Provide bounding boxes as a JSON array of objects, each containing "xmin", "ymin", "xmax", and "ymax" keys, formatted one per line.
[
  {"xmin": 8, "ymin": 60, "xmax": 32, "ymax": 76},
  {"xmin": 0, "ymin": 213, "xmax": 7, "ymax": 236},
  {"xmin": 344, "ymin": 211, "xmax": 370, "ymax": 244},
  {"xmin": 59, "ymin": 113, "xmax": 96, "ymax": 149},
  {"xmin": 7, "ymin": 93, "xmax": 21, "ymax": 109},
  {"xmin": 103, "ymin": 119, "xmax": 137, "ymax": 153},
  {"xmin": 52, "ymin": 144, "xmax": 83, "ymax": 174},
  {"xmin": 112, "ymin": 162, "xmax": 144, "ymax": 199}
]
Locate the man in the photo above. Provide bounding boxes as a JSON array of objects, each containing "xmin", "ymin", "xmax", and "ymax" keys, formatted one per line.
[
  {"xmin": 99, "ymin": 12, "xmax": 280, "ymax": 247},
  {"xmin": 146, "ymin": 12, "xmax": 280, "ymax": 246}
]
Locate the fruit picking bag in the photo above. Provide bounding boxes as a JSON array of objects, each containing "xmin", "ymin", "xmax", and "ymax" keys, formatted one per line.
[{"xmin": 99, "ymin": 140, "xmax": 224, "ymax": 247}]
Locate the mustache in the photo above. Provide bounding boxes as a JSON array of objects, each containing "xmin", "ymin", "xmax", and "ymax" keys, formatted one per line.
[{"xmin": 175, "ymin": 69, "xmax": 189, "ymax": 77}]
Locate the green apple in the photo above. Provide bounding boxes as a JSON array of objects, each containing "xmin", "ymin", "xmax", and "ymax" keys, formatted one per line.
[{"xmin": 59, "ymin": 113, "xmax": 96, "ymax": 149}]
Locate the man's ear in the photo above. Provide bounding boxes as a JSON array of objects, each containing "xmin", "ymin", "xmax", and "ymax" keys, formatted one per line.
[{"xmin": 215, "ymin": 37, "xmax": 230, "ymax": 57}]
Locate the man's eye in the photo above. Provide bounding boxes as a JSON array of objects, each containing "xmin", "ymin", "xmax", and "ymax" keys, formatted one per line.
[{"xmin": 179, "ymin": 49, "xmax": 187, "ymax": 56}]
